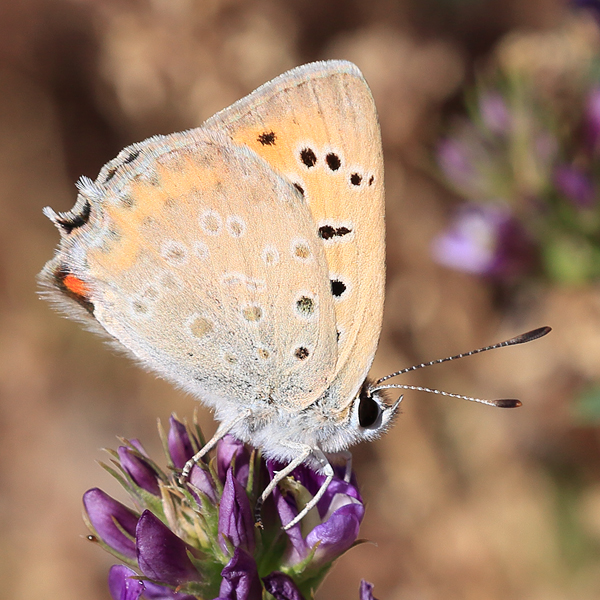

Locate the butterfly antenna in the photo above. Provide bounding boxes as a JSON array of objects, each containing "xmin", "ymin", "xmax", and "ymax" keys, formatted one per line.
[{"xmin": 371, "ymin": 326, "xmax": 551, "ymax": 408}]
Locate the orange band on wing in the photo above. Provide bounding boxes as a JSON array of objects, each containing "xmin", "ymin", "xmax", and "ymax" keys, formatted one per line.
[{"xmin": 62, "ymin": 274, "xmax": 89, "ymax": 297}]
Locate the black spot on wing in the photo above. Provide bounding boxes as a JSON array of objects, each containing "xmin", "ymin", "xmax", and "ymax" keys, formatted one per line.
[
  {"xmin": 258, "ymin": 131, "xmax": 276, "ymax": 145},
  {"xmin": 124, "ymin": 150, "xmax": 141, "ymax": 164},
  {"xmin": 318, "ymin": 225, "xmax": 352, "ymax": 240},
  {"xmin": 330, "ymin": 279, "xmax": 347, "ymax": 297},
  {"xmin": 300, "ymin": 148, "xmax": 317, "ymax": 168},
  {"xmin": 294, "ymin": 347, "xmax": 309, "ymax": 360},
  {"xmin": 104, "ymin": 167, "xmax": 118, "ymax": 183},
  {"xmin": 325, "ymin": 153, "xmax": 341, "ymax": 171},
  {"xmin": 55, "ymin": 200, "xmax": 91, "ymax": 234},
  {"xmin": 350, "ymin": 173, "xmax": 362, "ymax": 186}
]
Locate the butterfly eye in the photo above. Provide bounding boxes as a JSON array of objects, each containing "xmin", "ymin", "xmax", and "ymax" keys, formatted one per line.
[{"xmin": 358, "ymin": 391, "xmax": 381, "ymax": 428}]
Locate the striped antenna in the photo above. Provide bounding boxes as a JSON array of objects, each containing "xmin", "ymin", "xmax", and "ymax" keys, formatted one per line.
[{"xmin": 371, "ymin": 326, "xmax": 551, "ymax": 408}]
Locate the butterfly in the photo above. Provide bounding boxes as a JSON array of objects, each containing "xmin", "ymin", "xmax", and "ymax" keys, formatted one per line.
[
  {"xmin": 39, "ymin": 60, "xmax": 548, "ymax": 528},
  {"xmin": 39, "ymin": 61, "xmax": 398, "ymax": 526}
]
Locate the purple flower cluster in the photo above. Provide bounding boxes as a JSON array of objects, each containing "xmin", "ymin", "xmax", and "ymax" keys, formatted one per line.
[
  {"xmin": 84, "ymin": 416, "xmax": 374, "ymax": 600},
  {"xmin": 434, "ymin": 48, "xmax": 600, "ymax": 284}
]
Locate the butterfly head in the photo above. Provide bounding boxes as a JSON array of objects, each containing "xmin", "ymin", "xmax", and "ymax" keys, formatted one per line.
[{"xmin": 348, "ymin": 380, "xmax": 402, "ymax": 443}]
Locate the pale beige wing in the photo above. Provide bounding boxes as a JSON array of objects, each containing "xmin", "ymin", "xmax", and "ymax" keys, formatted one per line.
[
  {"xmin": 39, "ymin": 128, "xmax": 337, "ymax": 411},
  {"xmin": 203, "ymin": 60, "xmax": 385, "ymax": 414}
]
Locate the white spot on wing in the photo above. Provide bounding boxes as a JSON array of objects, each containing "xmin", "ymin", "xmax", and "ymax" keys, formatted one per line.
[
  {"xmin": 226, "ymin": 215, "xmax": 246, "ymax": 238},
  {"xmin": 200, "ymin": 209, "xmax": 222, "ymax": 235}
]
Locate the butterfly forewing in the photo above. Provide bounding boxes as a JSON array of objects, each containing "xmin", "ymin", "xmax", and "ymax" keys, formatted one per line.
[{"xmin": 204, "ymin": 61, "xmax": 385, "ymax": 414}]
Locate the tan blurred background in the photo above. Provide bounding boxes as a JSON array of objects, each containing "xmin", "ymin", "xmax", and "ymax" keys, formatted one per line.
[{"xmin": 2, "ymin": 0, "xmax": 600, "ymax": 598}]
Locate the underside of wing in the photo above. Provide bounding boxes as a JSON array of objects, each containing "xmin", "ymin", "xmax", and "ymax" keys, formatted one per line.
[
  {"xmin": 203, "ymin": 61, "xmax": 386, "ymax": 414},
  {"xmin": 40, "ymin": 128, "xmax": 337, "ymax": 411}
]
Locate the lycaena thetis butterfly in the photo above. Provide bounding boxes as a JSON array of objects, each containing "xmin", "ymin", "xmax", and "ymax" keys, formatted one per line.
[{"xmin": 39, "ymin": 60, "xmax": 550, "ymax": 528}]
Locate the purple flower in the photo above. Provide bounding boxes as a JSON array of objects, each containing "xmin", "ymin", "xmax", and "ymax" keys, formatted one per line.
[
  {"xmin": 574, "ymin": 0, "xmax": 600, "ymax": 22},
  {"xmin": 359, "ymin": 580, "xmax": 379, "ymax": 600},
  {"xmin": 108, "ymin": 565, "xmax": 196, "ymax": 600},
  {"xmin": 136, "ymin": 510, "xmax": 200, "ymax": 586},
  {"xmin": 167, "ymin": 416, "xmax": 195, "ymax": 470},
  {"xmin": 262, "ymin": 572, "xmax": 305, "ymax": 600},
  {"xmin": 83, "ymin": 488, "xmax": 139, "ymax": 559},
  {"xmin": 189, "ymin": 463, "xmax": 217, "ymax": 505},
  {"xmin": 437, "ymin": 138, "xmax": 475, "ymax": 189},
  {"xmin": 86, "ymin": 422, "xmax": 375, "ymax": 599},
  {"xmin": 554, "ymin": 165, "xmax": 595, "ymax": 208},
  {"xmin": 585, "ymin": 86, "xmax": 600, "ymax": 150},
  {"xmin": 270, "ymin": 463, "xmax": 364, "ymax": 568},
  {"xmin": 108, "ymin": 565, "xmax": 145, "ymax": 600},
  {"xmin": 216, "ymin": 435, "xmax": 250, "ymax": 486},
  {"xmin": 432, "ymin": 203, "xmax": 536, "ymax": 280},
  {"xmin": 118, "ymin": 446, "xmax": 161, "ymax": 495},
  {"xmin": 218, "ymin": 469, "xmax": 255, "ymax": 555},
  {"xmin": 216, "ymin": 548, "xmax": 262, "ymax": 600},
  {"xmin": 479, "ymin": 92, "xmax": 511, "ymax": 135}
]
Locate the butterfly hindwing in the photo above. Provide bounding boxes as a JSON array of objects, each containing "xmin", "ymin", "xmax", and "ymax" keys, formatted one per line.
[{"xmin": 40, "ymin": 128, "xmax": 338, "ymax": 411}]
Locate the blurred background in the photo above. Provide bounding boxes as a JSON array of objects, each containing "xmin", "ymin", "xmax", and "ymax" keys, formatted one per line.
[{"xmin": 2, "ymin": 0, "xmax": 600, "ymax": 598}]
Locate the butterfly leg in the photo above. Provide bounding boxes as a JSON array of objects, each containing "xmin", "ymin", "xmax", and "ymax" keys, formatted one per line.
[
  {"xmin": 337, "ymin": 450, "xmax": 353, "ymax": 483},
  {"xmin": 282, "ymin": 448, "xmax": 334, "ymax": 531},
  {"xmin": 254, "ymin": 444, "xmax": 313, "ymax": 528},
  {"xmin": 180, "ymin": 409, "xmax": 251, "ymax": 482}
]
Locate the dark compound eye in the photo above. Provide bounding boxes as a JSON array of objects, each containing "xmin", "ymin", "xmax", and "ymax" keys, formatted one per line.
[{"xmin": 358, "ymin": 392, "xmax": 381, "ymax": 428}]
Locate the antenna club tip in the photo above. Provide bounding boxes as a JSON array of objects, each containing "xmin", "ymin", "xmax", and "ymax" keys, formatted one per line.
[
  {"xmin": 495, "ymin": 399, "xmax": 522, "ymax": 408},
  {"xmin": 511, "ymin": 326, "xmax": 552, "ymax": 345}
]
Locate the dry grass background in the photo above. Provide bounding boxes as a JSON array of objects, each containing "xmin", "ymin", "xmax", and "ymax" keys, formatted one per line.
[{"xmin": 1, "ymin": 0, "xmax": 599, "ymax": 598}]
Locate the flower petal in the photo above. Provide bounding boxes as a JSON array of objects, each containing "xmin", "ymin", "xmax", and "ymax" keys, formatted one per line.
[
  {"xmin": 218, "ymin": 470, "xmax": 255, "ymax": 555},
  {"xmin": 108, "ymin": 565, "xmax": 145, "ymax": 600},
  {"xmin": 142, "ymin": 580, "xmax": 197, "ymax": 600},
  {"xmin": 554, "ymin": 165, "xmax": 595, "ymax": 208},
  {"xmin": 136, "ymin": 511, "xmax": 200, "ymax": 586},
  {"xmin": 217, "ymin": 548, "xmax": 262, "ymax": 600},
  {"xmin": 118, "ymin": 446, "xmax": 161, "ymax": 495},
  {"xmin": 262, "ymin": 572, "xmax": 305, "ymax": 600},
  {"xmin": 306, "ymin": 503, "xmax": 364, "ymax": 565},
  {"xmin": 167, "ymin": 416, "xmax": 195, "ymax": 469},
  {"xmin": 216, "ymin": 435, "xmax": 250, "ymax": 486},
  {"xmin": 189, "ymin": 464, "xmax": 217, "ymax": 505},
  {"xmin": 83, "ymin": 488, "xmax": 138, "ymax": 559},
  {"xmin": 359, "ymin": 580, "xmax": 379, "ymax": 600}
]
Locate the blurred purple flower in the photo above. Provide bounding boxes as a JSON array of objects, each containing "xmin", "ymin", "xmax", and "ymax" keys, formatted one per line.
[
  {"xmin": 218, "ymin": 469, "xmax": 256, "ymax": 555},
  {"xmin": 262, "ymin": 572, "xmax": 305, "ymax": 600},
  {"xmin": 216, "ymin": 548, "xmax": 262, "ymax": 600},
  {"xmin": 216, "ymin": 435, "xmax": 250, "ymax": 486},
  {"xmin": 83, "ymin": 488, "xmax": 139, "ymax": 559},
  {"xmin": 270, "ymin": 462, "xmax": 364, "ymax": 567},
  {"xmin": 586, "ymin": 86, "xmax": 600, "ymax": 151},
  {"xmin": 574, "ymin": 0, "xmax": 600, "ymax": 22},
  {"xmin": 167, "ymin": 416, "xmax": 195, "ymax": 470},
  {"xmin": 437, "ymin": 138, "xmax": 475, "ymax": 189},
  {"xmin": 136, "ymin": 511, "xmax": 200, "ymax": 586},
  {"xmin": 554, "ymin": 165, "xmax": 595, "ymax": 208},
  {"xmin": 479, "ymin": 92, "xmax": 511, "ymax": 134},
  {"xmin": 118, "ymin": 446, "xmax": 161, "ymax": 496},
  {"xmin": 432, "ymin": 204, "xmax": 536, "ymax": 279},
  {"xmin": 359, "ymin": 580, "xmax": 379, "ymax": 600}
]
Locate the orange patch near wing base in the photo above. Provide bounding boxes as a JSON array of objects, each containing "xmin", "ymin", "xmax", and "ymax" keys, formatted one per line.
[
  {"xmin": 62, "ymin": 274, "xmax": 89, "ymax": 297},
  {"xmin": 56, "ymin": 271, "xmax": 95, "ymax": 314}
]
